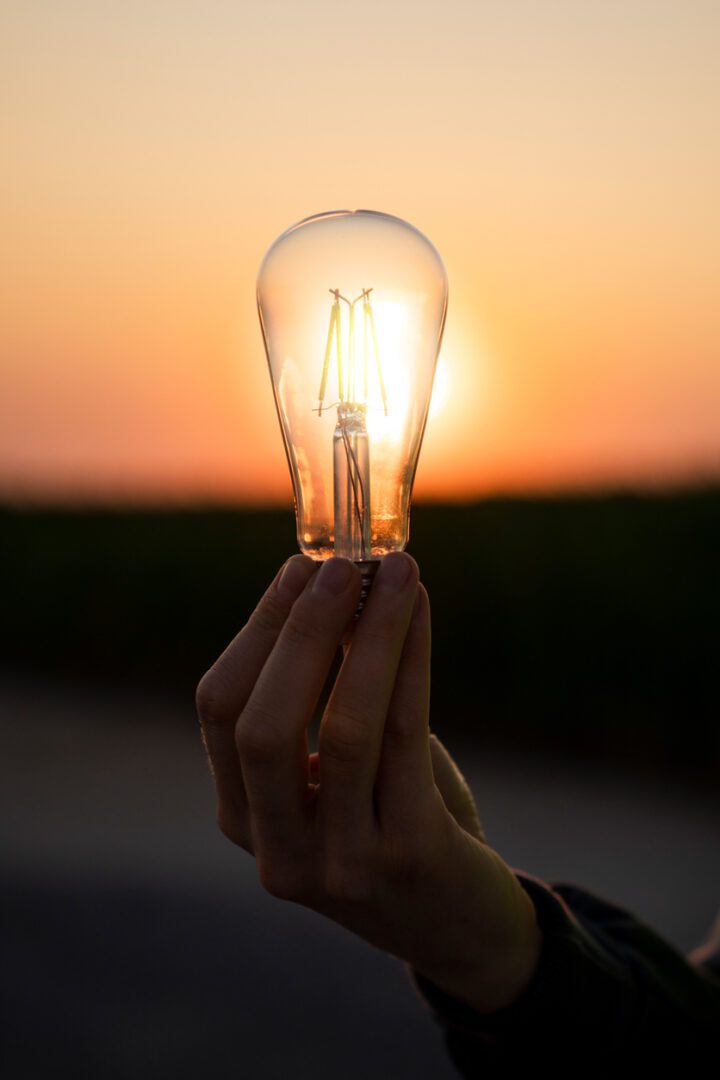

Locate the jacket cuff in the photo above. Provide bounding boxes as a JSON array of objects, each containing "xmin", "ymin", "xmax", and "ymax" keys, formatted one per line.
[{"xmin": 409, "ymin": 871, "xmax": 637, "ymax": 1057}]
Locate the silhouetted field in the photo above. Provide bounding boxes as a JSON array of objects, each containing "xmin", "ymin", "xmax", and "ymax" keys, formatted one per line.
[{"xmin": 2, "ymin": 490, "xmax": 718, "ymax": 780}]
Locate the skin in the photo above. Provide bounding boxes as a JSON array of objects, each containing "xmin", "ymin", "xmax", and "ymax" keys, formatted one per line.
[{"xmin": 195, "ymin": 551, "xmax": 542, "ymax": 1013}]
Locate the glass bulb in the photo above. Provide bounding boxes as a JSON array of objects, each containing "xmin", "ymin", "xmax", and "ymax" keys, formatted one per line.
[{"xmin": 257, "ymin": 209, "xmax": 447, "ymax": 566}]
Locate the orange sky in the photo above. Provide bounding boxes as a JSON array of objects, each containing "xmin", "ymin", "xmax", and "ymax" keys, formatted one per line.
[{"xmin": 2, "ymin": 1, "xmax": 719, "ymax": 504}]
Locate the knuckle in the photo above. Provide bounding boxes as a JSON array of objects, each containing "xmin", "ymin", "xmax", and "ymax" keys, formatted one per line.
[
  {"xmin": 319, "ymin": 715, "xmax": 367, "ymax": 765},
  {"xmin": 249, "ymin": 592, "xmax": 288, "ymax": 639},
  {"xmin": 329, "ymin": 698, "xmax": 369, "ymax": 730},
  {"xmin": 323, "ymin": 860, "xmax": 373, "ymax": 904},
  {"xmin": 235, "ymin": 702, "xmax": 283, "ymax": 763},
  {"xmin": 381, "ymin": 835, "xmax": 426, "ymax": 887},
  {"xmin": 359, "ymin": 622, "xmax": 396, "ymax": 648},
  {"xmin": 195, "ymin": 670, "xmax": 228, "ymax": 726},
  {"xmin": 381, "ymin": 720, "xmax": 419, "ymax": 751},
  {"xmin": 281, "ymin": 608, "xmax": 326, "ymax": 651},
  {"xmin": 258, "ymin": 857, "xmax": 311, "ymax": 902},
  {"xmin": 217, "ymin": 806, "xmax": 251, "ymax": 851}
]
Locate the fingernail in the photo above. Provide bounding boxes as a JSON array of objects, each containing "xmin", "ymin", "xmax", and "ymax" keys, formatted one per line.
[
  {"xmin": 277, "ymin": 557, "xmax": 315, "ymax": 600},
  {"xmin": 377, "ymin": 551, "xmax": 415, "ymax": 592},
  {"xmin": 312, "ymin": 557, "xmax": 355, "ymax": 596}
]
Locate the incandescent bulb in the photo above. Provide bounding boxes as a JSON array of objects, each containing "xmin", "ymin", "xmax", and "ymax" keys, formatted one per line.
[{"xmin": 257, "ymin": 209, "xmax": 447, "ymax": 580}]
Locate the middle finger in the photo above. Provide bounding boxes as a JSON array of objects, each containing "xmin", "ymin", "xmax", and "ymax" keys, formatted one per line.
[{"xmin": 318, "ymin": 551, "xmax": 419, "ymax": 841}]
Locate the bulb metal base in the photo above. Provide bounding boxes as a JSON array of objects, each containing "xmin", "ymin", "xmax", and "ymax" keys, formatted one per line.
[{"xmin": 354, "ymin": 559, "xmax": 380, "ymax": 619}]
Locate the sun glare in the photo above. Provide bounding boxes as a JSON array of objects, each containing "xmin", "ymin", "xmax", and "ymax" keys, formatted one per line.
[{"xmin": 365, "ymin": 300, "xmax": 410, "ymax": 443}]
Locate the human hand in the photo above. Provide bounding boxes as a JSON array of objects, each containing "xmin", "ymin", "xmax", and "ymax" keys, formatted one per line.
[{"xmin": 196, "ymin": 552, "xmax": 542, "ymax": 1012}]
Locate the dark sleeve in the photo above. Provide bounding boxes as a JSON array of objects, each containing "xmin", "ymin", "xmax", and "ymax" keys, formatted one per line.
[{"xmin": 409, "ymin": 872, "xmax": 720, "ymax": 1073}]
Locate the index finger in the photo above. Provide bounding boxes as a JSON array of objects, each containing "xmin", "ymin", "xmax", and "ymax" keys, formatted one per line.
[{"xmin": 196, "ymin": 555, "xmax": 317, "ymax": 833}]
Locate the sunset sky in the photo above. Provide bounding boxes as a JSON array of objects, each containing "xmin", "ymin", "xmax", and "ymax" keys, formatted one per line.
[{"xmin": 2, "ymin": 1, "xmax": 719, "ymax": 504}]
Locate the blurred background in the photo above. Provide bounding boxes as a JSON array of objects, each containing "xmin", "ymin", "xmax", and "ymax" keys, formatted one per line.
[{"xmin": 2, "ymin": 2, "xmax": 719, "ymax": 1077}]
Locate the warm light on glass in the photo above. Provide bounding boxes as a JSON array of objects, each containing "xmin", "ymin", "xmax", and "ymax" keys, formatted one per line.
[{"xmin": 257, "ymin": 209, "xmax": 448, "ymax": 563}]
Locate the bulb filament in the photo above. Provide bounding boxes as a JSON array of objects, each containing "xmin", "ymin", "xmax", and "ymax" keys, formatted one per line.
[
  {"xmin": 316, "ymin": 288, "xmax": 387, "ymax": 417},
  {"xmin": 317, "ymin": 287, "xmax": 387, "ymax": 562}
]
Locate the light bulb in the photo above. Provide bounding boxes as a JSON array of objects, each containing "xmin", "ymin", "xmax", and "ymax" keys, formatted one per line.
[{"xmin": 257, "ymin": 209, "xmax": 447, "ymax": 586}]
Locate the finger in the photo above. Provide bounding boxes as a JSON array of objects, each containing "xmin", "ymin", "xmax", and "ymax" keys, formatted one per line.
[
  {"xmin": 318, "ymin": 552, "xmax": 419, "ymax": 842},
  {"xmin": 429, "ymin": 735, "xmax": 486, "ymax": 841},
  {"xmin": 236, "ymin": 557, "xmax": 361, "ymax": 856},
  {"xmin": 196, "ymin": 555, "xmax": 317, "ymax": 847},
  {"xmin": 374, "ymin": 584, "xmax": 436, "ymax": 828}
]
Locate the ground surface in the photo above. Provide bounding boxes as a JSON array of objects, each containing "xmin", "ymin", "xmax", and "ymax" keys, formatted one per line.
[{"xmin": 3, "ymin": 674, "xmax": 719, "ymax": 1079}]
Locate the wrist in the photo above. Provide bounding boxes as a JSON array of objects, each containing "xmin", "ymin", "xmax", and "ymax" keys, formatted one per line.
[{"xmin": 413, "ymin": 841, "xmax": 543, "ymax": 1014}]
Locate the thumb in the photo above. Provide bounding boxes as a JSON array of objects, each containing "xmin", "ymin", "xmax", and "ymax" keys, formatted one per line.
[{"xmin": 429, "ymin": 734, "xmax": 485, "ymax": 842}]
